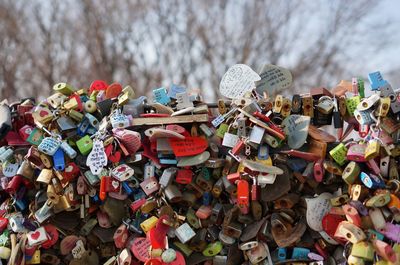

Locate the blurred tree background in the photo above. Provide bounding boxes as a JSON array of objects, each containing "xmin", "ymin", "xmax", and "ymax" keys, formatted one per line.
[{"xmin": 0, "ymin": 0, "xmax": 399, "ymax": 101}]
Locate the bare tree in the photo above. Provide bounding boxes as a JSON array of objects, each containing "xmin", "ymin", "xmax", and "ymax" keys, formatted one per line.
[{"xmin": 0, "ymin": 0, "xmax": 397, "ymax": 102}]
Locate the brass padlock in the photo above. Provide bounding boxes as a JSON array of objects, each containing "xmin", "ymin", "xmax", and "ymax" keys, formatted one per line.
[
  {"xmin": 302, "ymin": 96, "xmax": 314, "ymax": 117},
  {"xmin": 273, "ymin": 95, "xmax": 283, "ymax": 113}
]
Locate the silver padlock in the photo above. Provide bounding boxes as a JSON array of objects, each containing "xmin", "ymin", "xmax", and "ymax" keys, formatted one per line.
[{"xmin": 317, "ymin": 96, "xmax": 334, "ymax": 114}]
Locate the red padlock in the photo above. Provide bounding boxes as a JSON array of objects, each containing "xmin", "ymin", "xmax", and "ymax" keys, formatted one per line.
[
  {"xmin": 5, "ymin": 175, "xmax": 23, "ymax": 194},
  {"xmin": 175, "ymin": 169, "xmax": 192, "ymax": 184},
  {"xmin": 113, "ymin": 223, "xmax": 129, "ymax": 249},
  {"xmin": 62, "ymin": 162, "xmax": 80, "ymax": 183},
  {"xmin": 236, "ymin": 179, "xmax": 249, "ymax": 214},
  {"xmin": 130, "ymin": 198, "xmax": 146, "ymax": 213},
  {"xmin": 0, "ymin": 217, "xmax": 9, "ymax": 232},
  {"xmin": 18, "ymin": 125, "xmax": 33, "ymax": 141},
  {"xmin": 89, "ymin": 80, "xmax": 108, "ymax": 95},
  {"xmin": 41, "ymin": 224, "xmax": 59, "ymax": 249}
]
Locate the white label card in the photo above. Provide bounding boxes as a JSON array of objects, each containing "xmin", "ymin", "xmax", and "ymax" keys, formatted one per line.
[
  {"xmin": 86, "ymin": 139, "xmax": 108, "ymax": 175},
  {"xmin": 219, "ymin": 64, "xmax": 260, "ymax": 99},
  {"xmin": 255, "ymin": 64, "xmax": 292, "ymax": 95}
]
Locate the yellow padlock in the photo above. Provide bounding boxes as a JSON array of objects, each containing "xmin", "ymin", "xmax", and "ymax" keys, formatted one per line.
[
  {"xmin": 140, "ymin": 216, "xmax": 158, "ymax": 233},
  {"xmin": 365, "ymin": 139, "xmax": 380, "ymax": 160}
]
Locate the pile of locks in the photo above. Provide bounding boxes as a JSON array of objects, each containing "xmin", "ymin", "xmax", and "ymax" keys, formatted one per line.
[{"xmin": 0, "ymin": 63, "xmax": 399, "ymax": 265}]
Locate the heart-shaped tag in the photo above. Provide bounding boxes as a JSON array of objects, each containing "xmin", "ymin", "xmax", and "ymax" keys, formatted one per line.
[
  {"xmin": 256, "ymin": 64, "xmax": 292, "ymax": 95},
  {"xmin": 39, "ymin": 110, "xmax": 49, "ymax": 117},
  {"xmin": 109, "ymin": 151, "xmax": 121, "ymax": 163},
  {"xmin": 31, "ymin": 231, "xmax": 41, "ymax": 240},
  {"xmin": 169, "ymin": 136, "xmax": 208, "ymax": 157},
  {"xmin": 219, "ymin": 64, "xmax": 261, "ymax": 99},
  {"xmin": 112, "ymin": 180, "xmax": 119, "ymax": 189},
  {"xmin": 117, "ymin": 166, "xmax": 126, "ymax": 172}
]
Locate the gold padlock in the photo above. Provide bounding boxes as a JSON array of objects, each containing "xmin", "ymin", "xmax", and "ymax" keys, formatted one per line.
[
  {"xmin": 36, "ymin": 168, "xmax": 53, "ymax": 184},
  {"xmin": 280, "ymin": 98, "xmax": 291, "ymax": 117},
  {"xmin": 302, "ymin": 96, "xmax": 314, "ymax": 117},
  {"xmin": 273, "ymin": 95, "xmax": 283, "ymax": 113}
]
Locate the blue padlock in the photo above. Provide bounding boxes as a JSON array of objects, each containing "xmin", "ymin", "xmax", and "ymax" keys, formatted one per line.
[
  {"xmin": 52, "ymin": 148, "xmax": 65, "ymax": 171},
  {"xmin": 14, "ymin": 198, "xmax": 28, "ymax": 212},
  {"xmin": 277, "ymin": 247, "xmax": 287, "ymax": 261},
  {"xmin": 287, "ymin": 158, "xmax": 308, "ymax": 172},
  {"xmin": 77, "ymin": 118, "xmax": 90, "ymax": 136},
  {"xmin": 133, "ymin": 189, "xmax": 147, "ymax": 201},
  {"xmin": 360, "ymin": 171, "xmax": 385, "ymax": 189},
  {"xmin": 122, "ymin": 182, "xmax": 134, "ymax": 196},
  {"xmin": 203, "ymin": 191, "xmax": 212, "ymax": 206},
  {"xmin": 368, "ymin": 71, "xmax": 388, "ymax": 91},
  {"xmin": 291, "ymin": 247, "xmax": 310, "ymax": 260}
]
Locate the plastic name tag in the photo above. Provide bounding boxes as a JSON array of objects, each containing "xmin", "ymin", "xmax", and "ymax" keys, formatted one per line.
[
  {"xmin": 256, "ymin": 64, "xmax": 292, "ymax": 95},
  {"xmin": 219, "ymin": 64, "xmax": 261, "ymax": 99},
  {"xmin": 169, "ymin": 136, "xmax": 208, "ymax": 157}
]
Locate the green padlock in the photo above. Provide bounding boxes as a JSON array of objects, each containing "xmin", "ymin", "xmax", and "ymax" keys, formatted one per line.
[
  {"xmin": 53, "ymin": 82, "xmax": 75, "ymax": 96},
  {"xmin": 26, "ymin": 128, "xmax": 44, "ymax": 146},
  {"xmin": 346, "ymin": 95, "xmax": 361, "ymax": 116},
  {"xmin": 173, "ymin": 241, "xmax": 193, "ymax": 257},
  {"xmin": 365, "ymin": 192, "xmax": 391, "ymax": 207},
  {"xmin": 186, "ymin": 208, "xmax": 200, "ymax": 229},
  {"xmin": 351, "ymin": 241, "xmax": 375, "ymax": 261},
  {"xmin": 216, "ymin": 123, "xmax": 229, "ymax": 138},
  {"xmin": 342, "ymin": 161, "xmax": 360, "ymax": 185},
  {"xmin": 76, "ymin": 135, "xmax": 93, "ymax": 155},
  {"xmin": 329, "ymin": 143, "xmax": 348, "ymax": 166},
  {"xmin": 202, "ymin": 241, "xmax": 223, "ymax": 257}
]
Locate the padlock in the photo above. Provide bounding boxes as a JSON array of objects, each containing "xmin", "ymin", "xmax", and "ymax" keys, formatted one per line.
[
  {"xmin": 360, "ymin": 172, "xmax": 385, "ymax": 189},
  {"xmin": 343, "ymin": 204, "xmax": 362, "ymax": 227},
  {"xmin": 246, "ymin": 242, "xmax": 267, "ymax": 264},
  {"xmin": 329, "ymin": 143, "xmax": 347, "ymax": 166},
  {"xmin": 345, "ymin": 95, "xmax": 361, "ymax": 116},
  {"xmin": 317, "ymin": 96, "xmax": 334, "ymax": 114},
  {"xmin": 76, "ymin": 135, "xmax": 93, "ymax": 155},
  {"xmin": 350, "ymin": 241, "xmax": 375, "ymax": 261},
  {"xmin": 375, "ymin": 97, "xmax": 391, "ymax": 117},
  {"xmin": 273, "ymin": 95, "xmax": 283, "ymax": 113},
  {"xmin": 342, "ymin": 161, "xmax": 360, "ymax": 185},
  {"xmin": 372, "ymin": 239, "xmax": 397, "ymax": 263},
  {"xmin": 280, "ymin": 98, "xmax": 291, "ymax": 117},
  {"xmin": 175, "ymin": 223, "xmax": 196, "ymax": 244},
  {"xmin": 302, "ymin": 96, "xmax": 314, "ymax": 117},
  {"xmin": 354, "ymin": 109, "xmax": 374, "ymax": 125},
  {"xmin": 369, "ymin": 208, "xmax": 386, "ymax": 231},
  {"xmin": 364, "ymin": 139, "xmax": 380, "ymax": 160},
  {"xmin": 52, "ymin": 148, "xmax": 65, "ymax": 171},
  {"xmin": 365, "ymin": 191, "xmax": 391, "ymax": 207},
  {"xmin": 334, "ymin": 221, "xmax": 366, "ymax": 243}
]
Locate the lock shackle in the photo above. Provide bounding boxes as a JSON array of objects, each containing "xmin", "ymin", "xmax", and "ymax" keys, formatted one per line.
[{"xmin": 318, "ymin": 95, "xmax": 332, "ymax": 103}]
